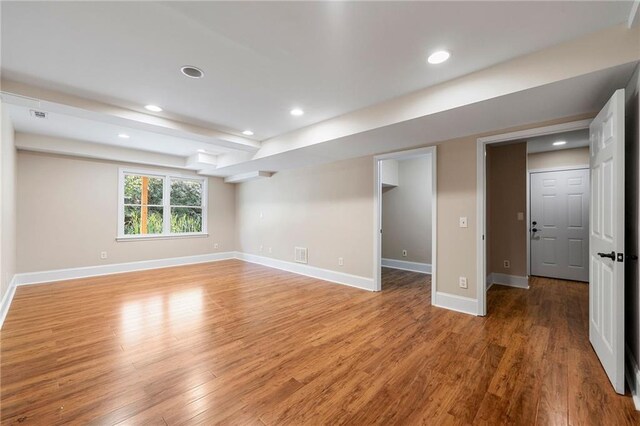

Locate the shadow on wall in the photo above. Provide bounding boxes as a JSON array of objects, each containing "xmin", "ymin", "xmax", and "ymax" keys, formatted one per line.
[{"xmin": 381, "ymin": 156, "xmax": 432, "ymax": 265}]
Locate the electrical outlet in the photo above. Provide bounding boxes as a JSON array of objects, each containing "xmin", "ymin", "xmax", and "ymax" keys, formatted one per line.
[
  {"xmin": 100, "ymin": 251, "xmax": 108, "ymax": 260},
  {"xmin": 259, "ymin": 245, "xmax": 263, "ymax": 252},
  {"xmin": 517, "ymin": 212, "xmax": 524, "ymax": 221},
  {"xmin": 338, "ymin": 257, "xmax": 344, "ymax": 266},
  {"xmin": 504, "ymin": 260, "xmax": 510, "ymax": 269},
  {"xmin": 214, "ymin": 243, "xmax": 219, "ymax": 249},
  {"xmin": 459, "ymin": 276, "xmax": 468, "ymax": 289},
  {"xmin": 402, "ymin": 249, "xmax": 408, "ymax": 257},
  {"xmin": 268, "ymin": 247, "xmax": 273, "ymax": 254}
]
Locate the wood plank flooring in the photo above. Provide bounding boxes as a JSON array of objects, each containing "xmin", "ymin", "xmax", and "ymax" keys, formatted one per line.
[{"xmin": 1, "ymin": 261, "xmax": 638, "ymax": 425}]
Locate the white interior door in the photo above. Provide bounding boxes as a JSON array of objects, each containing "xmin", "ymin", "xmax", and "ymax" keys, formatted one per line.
[
  {"xmin": 589, "ymin": 88, "xmax": 625, "ymax": 394},
  {"xmin": 530, "ymin": 169, "xmax": 590, "ymax": 282}
]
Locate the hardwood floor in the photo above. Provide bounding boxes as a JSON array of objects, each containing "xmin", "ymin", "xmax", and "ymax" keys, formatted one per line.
[{"xmin": 1, "ymin": 261, "xmax": 637, "ymax": 425}]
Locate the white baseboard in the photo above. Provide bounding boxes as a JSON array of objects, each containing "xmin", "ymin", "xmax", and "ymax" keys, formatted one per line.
[
  {"xmin": 0, "ymin": 275, "xmax": 17, "ymax": 329},
  {"xmin": 14, "ymin": 252, "xmax": 237, "ymax": 286},
  {"xmin": 237, "ymin": 253, "xmax": 375, "ymax": 291},
  {"xmin": 381, "ymin": 258, "xmax": 431, "ymax": 274},
  {"xmin": 486, "ymin": 274, "xmax": 494, "ymax": 291},
  {"xmin": 433, "ymin": 291, "xmax": 479, "ymax": 316},
  {"xmin": 487, "ymin": 273, "xmax": 529, "ymax": 289},
  {"xmin": 626, "ymin": 345, "xmax": 640, "ymax": 411}
]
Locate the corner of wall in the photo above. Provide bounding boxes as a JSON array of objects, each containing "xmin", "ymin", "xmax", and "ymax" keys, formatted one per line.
[{"xmin": 0, "ymin": 103, "xmax": 17, "ymax": 305}]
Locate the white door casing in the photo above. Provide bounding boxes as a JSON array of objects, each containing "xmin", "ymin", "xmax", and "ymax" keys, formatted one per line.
[
  {"xmin": 589, "ymin": 89, "xmax": 625, "ymax": 394},
  {"xmin": 530, "ymin": 169, "xmax": 590, "ymax": 282}
]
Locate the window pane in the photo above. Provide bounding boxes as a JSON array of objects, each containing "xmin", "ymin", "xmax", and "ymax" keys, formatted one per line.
[
  {"xmin": 124, "ymin": 206, "xmax": 164, "ymax": 235},
  {"xmin": 170, "ymin": 179, "xmax": 202, "ymax": 206},
  {"xmin": 171, "ymin": 207, "xmax": 202, "ymax": 233},
  {"xmin": 124, "ymin": 175, "xmax": 163, "ymax": 205}
]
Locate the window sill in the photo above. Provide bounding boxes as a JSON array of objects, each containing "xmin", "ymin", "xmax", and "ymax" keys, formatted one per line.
[{"xmin": 116, "ymin": 233, "xmax": 209, "ymax": 242}]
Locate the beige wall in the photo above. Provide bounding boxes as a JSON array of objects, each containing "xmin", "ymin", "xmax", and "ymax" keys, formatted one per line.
[
  {"xmin": 625, "ymin": 65, "xmax": 640, "ymax": 369},
  {"xmin": 235, "ymin": 156, "xmax": 374, "ymax": 278},
  {"xmin": 1, "ymin": 104, "xmax": 17, "ymax": 301},
  {"xmin": 433, "ymin": 114, "xmax": 594, "ymax": 298},
  {"xmin": 16, "ymin": 150, "xmax": 236, "ymax": 273},
  {"xmin": 11, "ymin": 112, "xmax": 595, "ymax": 304},
  {"xmin": 382, "ymin": 156, "xmax": 432, "ymax": 264},
  {"xmin": 436, "ymin": 137, "xmax": 478, "ymax": 297},
  {"xmin": 528, "ymin": 147, "xmax": 589, "ymax": 170},
  {"xmin": 487, "ymin": 143, "xmax": 527, "ymax": 277}
]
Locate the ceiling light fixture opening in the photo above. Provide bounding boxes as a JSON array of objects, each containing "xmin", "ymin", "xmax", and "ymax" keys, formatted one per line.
[
  {"xmin": 118, "ymin": 133, "xmax": 130, "ymax": 139},
  {"xmin": 181, "ymin": 66, "xmax": 204, "ymax": 79},
  {"xmin": 290, "ymin": 108, "xmax": 304, "ymax": 116},
  {"xmin": 553, "ymin": 140, "xmax": 567, "ymax": 146},
  {"xmin": 427, "ymin": 50, "xmax": 450, "ymax": 64},
  {"xmin": 242, "ymin": 130, "xmax": 254, "ymax": 136},
  {"xmin": 197, "ymin": 149, "xmax": 206, "ymax": 153},
  {"xmin": 145, "ymin": 105, "xmax": 163, "ymax": 112}
]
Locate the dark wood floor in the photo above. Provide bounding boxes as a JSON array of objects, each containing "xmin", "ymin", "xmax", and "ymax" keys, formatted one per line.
[{"xmin": 1, "ymin": 261, "xmax": 637, "ymax": 425}]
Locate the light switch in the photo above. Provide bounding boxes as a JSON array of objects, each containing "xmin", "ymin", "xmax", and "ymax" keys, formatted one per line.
[
  {"xmin": 517, "ymin": 212, "xmax": 524, "ymax": 221},
  {"xmin": 459, "ymin": 217, "xmax": 468, "ymax": 228}
]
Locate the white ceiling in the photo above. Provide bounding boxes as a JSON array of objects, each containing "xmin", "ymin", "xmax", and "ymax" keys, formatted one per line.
[
  {"xmin": 527, "ymin": 129, "xmax": 590, "ymax": 154},
  {"xmin": 1, "ymin": 1, "xmax": 633, "ymax": 141},
  {"xmin": 207, "ymin": 63, "xmax": 635, "ymax": 176}
]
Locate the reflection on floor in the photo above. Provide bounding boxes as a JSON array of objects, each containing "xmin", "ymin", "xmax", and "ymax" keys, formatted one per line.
[{"xmin": 1, "ymin": 262, "xmax": 637, "ymax": 424}]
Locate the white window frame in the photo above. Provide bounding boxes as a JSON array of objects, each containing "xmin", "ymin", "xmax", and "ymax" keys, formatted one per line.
[{"xmin": 117, "ymin": 167, "xmax": 208, "ymax": 241}]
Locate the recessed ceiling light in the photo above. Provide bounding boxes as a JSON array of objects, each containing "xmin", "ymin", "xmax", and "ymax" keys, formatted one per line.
[
  {"xmin": 145, "ymin": 105, "xmax": 163, "ymax": 112},
  {"xmin": 197, "ymin": 149, "xmax": 206, "ymax": 153},
  {"xmin": 181, "ymin": 65, "xmax": 204, "ymax": 79},
  {"xmin": 290, "ymin": 108, "xmax": 304, "ymax": 116},
  {"xmin": 118, "ymin": 133, "xmax": 130, "ymax": 139},
  {"xmin": 242, "ymin": 130, "xmax": 254, "ymax": 136},
  {"xmin": 553, "ymin": 140, "xmax": 567, "ymax": 146},
  {"xmin": 427, "ymin": 50, "xmax": 450, "ymax": 64}
]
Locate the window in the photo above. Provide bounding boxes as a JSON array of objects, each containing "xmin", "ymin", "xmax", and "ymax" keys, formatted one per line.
[{"xmin": 118, "ymin": 169, "xmax": 207, "ymax": 240}]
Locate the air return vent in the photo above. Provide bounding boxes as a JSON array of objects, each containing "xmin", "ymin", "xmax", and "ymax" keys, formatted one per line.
[
  {"xmin": 294, "ymin": 247, "xmax": 308, "ymax": 264},
  {"xmin": 30, "ymin": 110, "xmax": 48, "ymax": 119}
]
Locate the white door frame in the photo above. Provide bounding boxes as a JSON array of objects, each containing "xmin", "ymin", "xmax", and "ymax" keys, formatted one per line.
[
  {"xmin": 373, "ymin": 146, "xmax": 437, "ymax": 304},
  {"xmin": 527, "ymin": 165, "xmax": 590, "ymax": 277},
  {"xmin": 476, "ymin": 119, "xmax": 592, "ymax": 316}
]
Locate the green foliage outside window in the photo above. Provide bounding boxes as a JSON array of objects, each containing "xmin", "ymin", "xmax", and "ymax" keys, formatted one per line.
[{"xmin": 123, "ymin": 174, "xmax": 204, "ymax": 235}]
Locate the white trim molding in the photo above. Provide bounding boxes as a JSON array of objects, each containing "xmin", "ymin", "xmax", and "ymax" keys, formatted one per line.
[
  {"xmin": 374, "ymin": 146, "xmax": 437, "ymax": 308},
  {"xmin": 0, "ymin": 276, "xmax": 18, "ymax": 329},
  {"xmin": 626, "ymin": 345, "xmax": 640, "ymax": 411},
  {"xmin": 14, "ymin": 252, "xmax": 237, "ymax": 286},
  {"xmin": 476, "ymin": 119, "xmax": 591, "ymax": 316},
  {"xmin": 433, "ymin": 291, "xmax": 479, "ymax": 316},
  {"xmin": 237, "ymin": 253, "xmax": 374, "ymax": 291},
  {"xmin": 381, "ymin": 258, "xmax": 431, "ymax": 274},
  {"xmin": 487, "ymin": 273, "xmax": 530, "ymax": 289}
]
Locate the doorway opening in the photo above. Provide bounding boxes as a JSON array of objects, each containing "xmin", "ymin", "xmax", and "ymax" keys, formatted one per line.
[
  {"xmin": 476, "ymin": 119, "xmax": 592, "ymax": 314},
  {"xmin": 373, "ymin": 147, "xmax": 437, "ymax": 302},
  {"xmin": 483, "ymin": 128, "xmax": 591, "ymax": 294},
  {"xmin": 476, "ymin": 89, "xmax": 627, "ymax": 395}
]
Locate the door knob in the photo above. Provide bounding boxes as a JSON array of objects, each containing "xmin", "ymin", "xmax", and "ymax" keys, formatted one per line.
[{"xmin": 597, "ymin": 251, "xmax": 616, "ymax": 260}]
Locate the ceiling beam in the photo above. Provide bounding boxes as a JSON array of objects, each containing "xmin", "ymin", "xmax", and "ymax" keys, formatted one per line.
[
  {"xmin": 1, "ymin": 80, "xmax": 261, "ymax": 153},
  {"xmin": 253, "ymin": 23, "xmax": 640, "ymax": 163},
  {"xmin": 629, "ymin": 0, "xmax": 640, "ymax": 28},
  {"xmin": 16, "ymin": 133, "xmax": 189, "ymax": 170},
  {"xmin": 224, "ymin": 171, "xmax": 273, "ymax": 183}
]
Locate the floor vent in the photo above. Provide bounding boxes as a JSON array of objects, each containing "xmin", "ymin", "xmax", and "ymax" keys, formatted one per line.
[{"xmin": 294, "ymin": 247, "xmax": 308, "ymax": 264}]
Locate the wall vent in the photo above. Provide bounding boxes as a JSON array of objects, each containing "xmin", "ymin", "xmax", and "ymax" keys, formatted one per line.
[
  {"xmin": 30, "ymin": 109, "xmax": 48, "ymax": 119},
  {"xmin": 294, "ymin": 247, "xmax": 308, "ymax": 264}
]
